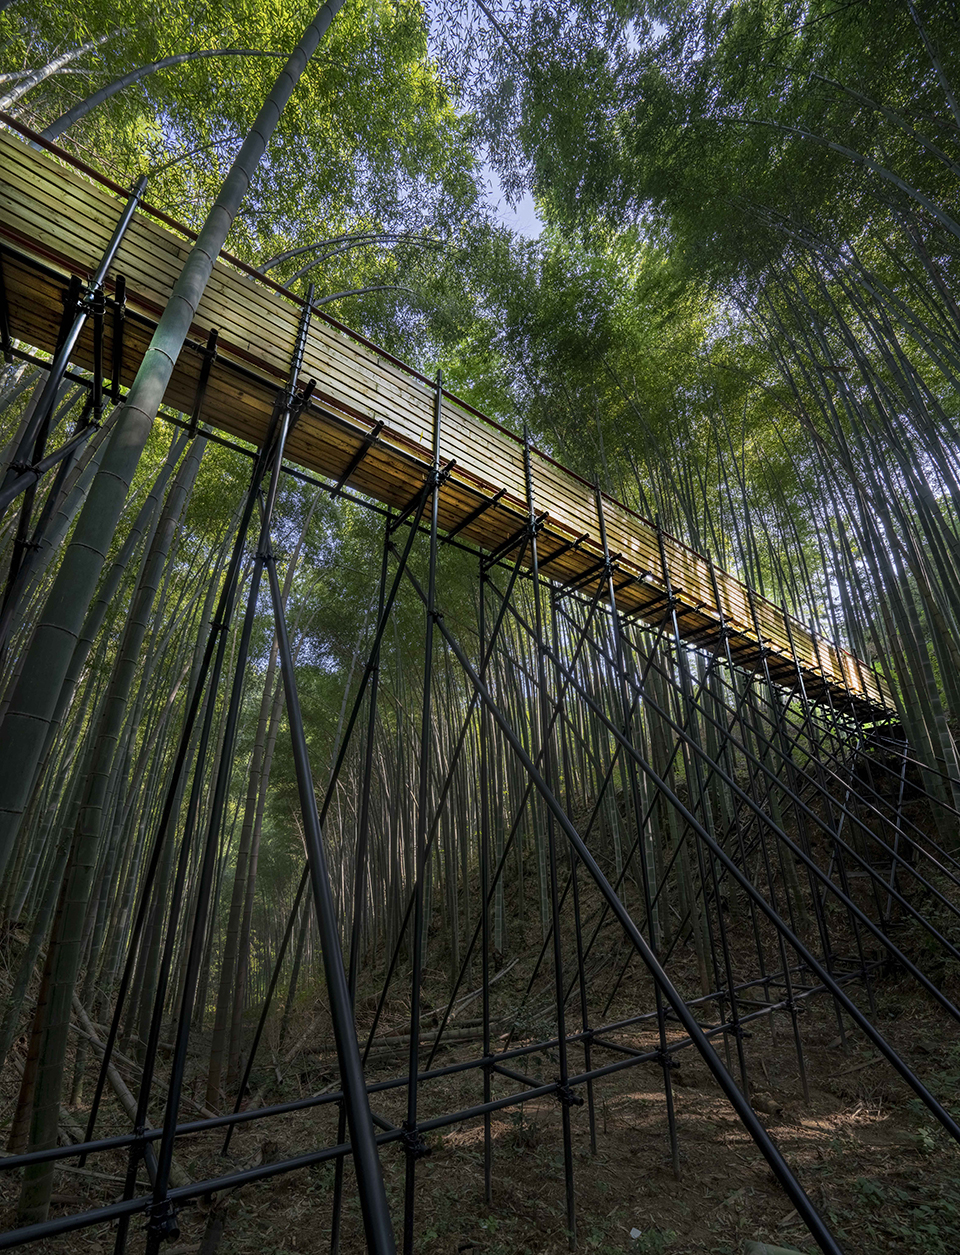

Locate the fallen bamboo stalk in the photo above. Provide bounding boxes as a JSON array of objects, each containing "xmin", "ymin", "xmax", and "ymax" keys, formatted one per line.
[
  {"xmin": 370, "ymin": 1022, "xmax": 489, "ymax": 1049},
  {"xmin": 362, "ymin": 1031, "xmax": 510, "ymax": 1066},
  {"xmin": 72, "ymin": 996, "xmax": 189, "ymax": 1188},
  {"xmin": 449, "ymin": 959, "xmax": 520, "ymax": 1011},
  {"xmin": 9, "ymin": 1052, "xmax": 86, "ymax": 1147},
  {"xmin": 68, "ymin": 1021, "xmax": 141, "ymax": 1072},
  {"xmin": 298, "ymin": 1019, "xmax": 494, "ymax": 1056},
  {"xmin": 283, "ymin": 1005, "xmax": 330, "ymax": 1064},
  {"xmin": 54, "ymin": 1162, "xmax": 133, "ymax": 1185},
  {"xmin": 836, "ymin": 1055, "xmax": 879, "ymax": 1076}
]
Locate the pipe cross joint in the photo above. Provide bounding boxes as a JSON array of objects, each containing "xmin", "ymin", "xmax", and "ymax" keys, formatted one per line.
[
  {"xmin": 554, "ymin": 1081, "xmax": 584, "ymax": 1108},
  {"xmin": 146, "ymin": 1200, "xmax": 181, "ymax": 1243},
  {"xmin": 401, "ymin": 1124, "xmax": 431, "ymax": 1159}
]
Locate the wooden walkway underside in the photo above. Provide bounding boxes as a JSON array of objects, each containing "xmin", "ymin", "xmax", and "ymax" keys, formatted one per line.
[{"xmin": 0, "ymin": 127, "xmax": 894, "ymax": 720}]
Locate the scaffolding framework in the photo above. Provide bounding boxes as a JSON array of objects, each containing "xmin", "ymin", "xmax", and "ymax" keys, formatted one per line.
[
  {"xmin": 1, "ymin": 120, "xmax": 958, "ymax": 1255},
  {"xmin": 0, "ymin": 124, "xmax": 892, "ymax": 719}
]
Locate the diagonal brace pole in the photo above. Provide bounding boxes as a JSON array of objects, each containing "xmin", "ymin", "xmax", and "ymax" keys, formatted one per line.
[
  {"xmin": 264, "ymin": 545, "xmax": 396, "ymax": 1255},
  {"xmin": 416, "ymin": 597, "xmax": 845, "ymax": 1255}
]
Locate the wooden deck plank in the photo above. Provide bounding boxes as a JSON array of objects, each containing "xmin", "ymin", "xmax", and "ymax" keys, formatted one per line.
[{"xmin": 0, "ymin": 127, "xmax": 894, "ymax": 718}]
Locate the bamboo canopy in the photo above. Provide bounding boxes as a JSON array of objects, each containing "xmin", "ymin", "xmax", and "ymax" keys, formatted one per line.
[{"xmin": 0, "ymin": 124, "xmax": 894, "ymax": 719}]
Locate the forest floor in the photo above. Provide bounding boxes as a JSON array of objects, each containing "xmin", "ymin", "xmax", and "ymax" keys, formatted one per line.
[
  {"xmin": 2, "ymin": 935, "xmax": 960, "ymax": 1255},
  {"xmin": 2, "ymin": 818, "xmax": 960, "ymax": 1255}
]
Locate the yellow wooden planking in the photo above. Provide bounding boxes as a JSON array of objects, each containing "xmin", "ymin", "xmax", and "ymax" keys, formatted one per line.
[{"xmin": 0, "ymin": 127, "xmax": 894, "ymax": 716}]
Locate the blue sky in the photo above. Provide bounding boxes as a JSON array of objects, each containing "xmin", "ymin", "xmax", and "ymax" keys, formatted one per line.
[{"xmin": 484, "ymin": 160, "xmax": 542, "ymax": 239}]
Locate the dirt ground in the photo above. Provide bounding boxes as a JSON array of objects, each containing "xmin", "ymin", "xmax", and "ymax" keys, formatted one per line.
[
  {"xmin": 2, "ymin": 942, "xmax": 960, "ymax": 1255},
  {"xmin": 3, "ymin": 789, "xmax": 960, "ymax": 1255}
]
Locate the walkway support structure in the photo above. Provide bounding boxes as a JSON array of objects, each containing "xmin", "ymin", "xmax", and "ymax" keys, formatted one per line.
[
  {"xmin": 0, "ymin": 122, "xmax": 893, "ymax": 722},
  {"xmin": 5, "ymin": 118, "xmax": 960, "ymax": 1255}
]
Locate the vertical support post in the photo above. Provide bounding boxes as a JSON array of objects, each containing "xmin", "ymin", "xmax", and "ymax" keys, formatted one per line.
[
  {"xmin": 1, "ymin": 175, "xmax": 147, "ymax": 494},
  {"xmin": 265, "ymin": 523, "xmax": 397, "ymax": 1255},
  {"xmin": 110, "ymin": 275, "xmax": 126, "ymax": 402},
  {"xmin": 88, "ymin": 408, "xmax": 284, "ymax": 1202},
  {"xmin": 478, "ymin": 555, "xmax": 494, "ymax": 1203},
  {"xmin": 779, "ymin": 602, "xmax": 869, "ymax": 1032},
  {"xmin": 0, "ymin": 179, "xmax": 146, "ymax": 667},
  {"xmin": 1, "ymin": 275, "xmax": 79, "ymax": 602},
  {"xmin": 91, "ymin": 286, "xmax": 105, "ymax": 425},
  {"xmin": 415, "ymin": 543, "xmax": 538, "ymax": 1077},
  {"xmin": 599, "ymin": 499, "xmax": 680, "ymax": 1173},
  {"xmin": 705, "ymin": 557, "xmax": 776, "ymax": 1031},
  {"xmin": 0, "ymin": 388, "xmax": 94, "ymax": 658},
  {"xmin": 107, "ymin": 420, "xmax": 276, "ymax": 1250},
  {"xmin": 0, "ymin": 252, "xmax": 13, "ymax": 363},
  {"xmin": 549, "ymin": 589, "xmax": 597, "ymax": 1154},
  {"xmin": 742, "ymin": 584, "xmax": 822, "ymax": 1101},
  {"xmin": 330, "ymin": 512, "xmax": 392, "ymax": 1255},
  {"xmin": 885, "ymin": 745, "xmax": 910, "ymax": 924},
  {"xmin": 525, "ymin": 433, "xmax": 578, "ymax": 1247},
  {"xmin": 143, "ymin": 294, "xmax": 319, "ymax": 1253},
  {"xmin": 225, "ymin": 483, "xmax": 435, "ymax": 1162},
  {"xmin": 653, "ymin": 522, "xmax": 749, "ymax": 1094},
  {"xmin": 188, "ymin": 329, "xmax": 219, "ymax": 438},
  {"xmin": 739, "ymin": 619, "xmax": 810, "ymax": 1074},
  {"xmin": 402, "ymin": 371, "xmax": 444, "ymax": 1255}
]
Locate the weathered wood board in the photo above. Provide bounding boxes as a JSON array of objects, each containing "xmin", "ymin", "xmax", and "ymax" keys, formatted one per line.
[{"xmin": 0, "ymin": 126, "xmax": 895, "ymax": 719}]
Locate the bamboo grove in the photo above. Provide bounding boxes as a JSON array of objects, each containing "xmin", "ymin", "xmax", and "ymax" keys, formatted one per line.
[{"xmin": 0, "ymin": 1, "xmax": 960, "ymax": 1253}]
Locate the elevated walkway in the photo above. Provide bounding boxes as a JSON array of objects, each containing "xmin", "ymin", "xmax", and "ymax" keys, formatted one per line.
[{"xmin": 0, "ymin": 123, "xmax": 894, "ymax": 720}]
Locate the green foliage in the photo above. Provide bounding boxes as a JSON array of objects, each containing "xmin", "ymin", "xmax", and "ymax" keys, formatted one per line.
[
  {"xmin": 0, "ymin": 0, "xmax": 487, "ymax": 360},
  {"xmin": 842, "ymin": 1175, "xmax": 960, "ymax": 1254},
  {"xmin": 4, "ymin": 0, "xmax": 960, "ymax": 1240}
]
